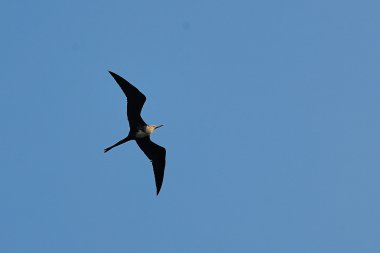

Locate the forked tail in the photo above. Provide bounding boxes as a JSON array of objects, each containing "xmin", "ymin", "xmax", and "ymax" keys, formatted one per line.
[{"xmin": 104, "ymin": 136, "xmax": 132, "ymax": 153}]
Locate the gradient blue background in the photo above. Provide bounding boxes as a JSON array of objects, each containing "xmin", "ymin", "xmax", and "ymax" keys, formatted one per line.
[{"xmin": 1, "ymin": 0, "xmax": 379, "ymax": 252}]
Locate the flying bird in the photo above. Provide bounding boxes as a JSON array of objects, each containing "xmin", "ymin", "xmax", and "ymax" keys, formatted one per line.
[{"xmin": 104, "ymin": 71, "xmax": 166, "ymax": 195}]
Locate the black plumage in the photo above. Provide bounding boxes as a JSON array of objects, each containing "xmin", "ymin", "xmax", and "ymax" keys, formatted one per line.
[{"xmin": 104, "ymin": 71, "xmax": 166, "ymax": 195}]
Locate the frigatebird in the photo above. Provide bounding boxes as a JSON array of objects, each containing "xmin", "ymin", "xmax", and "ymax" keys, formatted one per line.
[{"xmin": 104, "ymin": 71, "xmax": 166, "ymax": 195}]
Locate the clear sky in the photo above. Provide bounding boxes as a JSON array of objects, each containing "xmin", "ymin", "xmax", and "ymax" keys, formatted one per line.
[{"xmin": 1, "ymin": 0, "xmax": 379, "ymax": 252}]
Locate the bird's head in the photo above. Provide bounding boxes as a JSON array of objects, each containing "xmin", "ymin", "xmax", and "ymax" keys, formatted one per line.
[{"xmin": 147, "ymin": 124, "xmax": 164, "ymax": 134}]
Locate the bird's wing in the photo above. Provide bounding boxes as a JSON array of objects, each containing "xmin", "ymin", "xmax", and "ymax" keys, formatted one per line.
[
  {"xmin": 109, "ymin": 71, "xmax": 147, "ymax": 127},
  {"xmin": 135, "ymin": 137, "xmax": 166, "ymax": 195}
]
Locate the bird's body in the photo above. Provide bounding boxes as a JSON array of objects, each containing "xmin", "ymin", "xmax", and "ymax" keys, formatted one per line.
[
  {"xmin": 136, "ymin": 128, "xmax": 150, "ymax": 138},
  {"xmin": 104, "ymin": 71, "xmax": 166, "ymax": 195}
]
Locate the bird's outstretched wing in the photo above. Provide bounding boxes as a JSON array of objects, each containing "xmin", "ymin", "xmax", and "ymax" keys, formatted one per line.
[
  {"xmin": 109, "ymin": 71, "xmax": 147, "ymax": 128},
  {"xmin": 135, "ymin": 137, "xmax": 166, "ymax": 195}
]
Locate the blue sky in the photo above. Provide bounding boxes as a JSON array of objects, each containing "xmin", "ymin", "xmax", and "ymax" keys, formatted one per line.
[{"xmin": 1, "ymin": 0, "xmax": 380, "ymax": 252}]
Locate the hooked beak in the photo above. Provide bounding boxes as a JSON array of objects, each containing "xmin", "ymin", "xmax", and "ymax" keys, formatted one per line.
[{"xmin": 155, "ymin": 125, "xmax": 164, "ymax": 129}]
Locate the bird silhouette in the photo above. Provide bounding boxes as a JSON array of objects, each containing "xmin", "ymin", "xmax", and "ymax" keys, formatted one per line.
[{"xmin": 104, "ymin": 71, "xmax": 166, "ymax": 195}]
